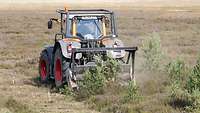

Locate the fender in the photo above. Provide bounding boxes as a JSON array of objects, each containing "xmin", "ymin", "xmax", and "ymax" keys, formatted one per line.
[
  {"xmin": 44, "ymin": 45, "xmax": 54, "ymax": 62},
  {"xmin": 55, "ymin": 39, "xmax": 82, "ymax": 59}
]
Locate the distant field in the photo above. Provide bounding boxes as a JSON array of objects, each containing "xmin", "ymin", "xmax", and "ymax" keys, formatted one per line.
[
  {"xmin": 0, "ymin": 0, "xmax": 200, "ymax": 10},
  {"xmin": 0, "ymin": 4, "xmax": 200, "ymax": 113}
]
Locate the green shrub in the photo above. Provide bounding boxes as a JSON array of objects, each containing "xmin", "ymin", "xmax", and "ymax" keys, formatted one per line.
[
  {"xmin": 141, "ymin": 32, "xmax": 164, "ymax": 71},
  {"xmin": 166, "ymin": 58, "xmax": 188, "ymax": 84},
  {"xmin": 166, "ymin": 56, "xmax": 200, "ymax": 112},
  {"xmin": 166, "ymin": 59, "xmax": 190, "ymax": 109},
  {"xmin": 76, "ymin": 56, "xmax": 121, "ymax": 99},
  {"xmin": 100, "ymin": 57, "xmax": 120, "ymax": 81},
  {"xmin": 186, "ymin": 89, "xmax": 200, "ymax": 112},
  {"xmin": 59, "ymin": 85, "xmax": 74, "ymax": 96},
  {"xmin": 123, "ymin": 80, "xmax": 140, "ymax": 103},
  {"xmin": 168, "ymin": 81, "xmax": 189, "ymax": 106},
  {"xmin": 81, "ymin": 67, "xmax": 106, "ymax": 96},
  {"xmin": 185, "ymin": 56, "xmax": 200, "ymax": 112},
  {"xmin": 166, "ymin": 58, "xmax": 188, "ymax": 100},
  {"xmin": 187, "ymin": 56, "xmax": 200, "ymax": 93}
]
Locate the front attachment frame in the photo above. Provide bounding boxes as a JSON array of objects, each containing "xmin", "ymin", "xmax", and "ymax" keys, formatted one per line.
[{"xmin": 70, "ymin": 47, "xmax": 138, "ymax": 83}]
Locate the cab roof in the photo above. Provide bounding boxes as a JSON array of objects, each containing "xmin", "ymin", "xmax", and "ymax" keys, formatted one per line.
[{"xmin": 56, "ymin": 9, "xmax": 113, "ymax": 15}]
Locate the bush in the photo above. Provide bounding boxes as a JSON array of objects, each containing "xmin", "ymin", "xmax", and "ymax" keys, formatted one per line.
[
  {"xmin": 166, "ymin": 58, "xmax": 188, "ymax": 99},
  {"xmin": 187, "ymin": 56, "xmax": 200, "ymax": 93},
  {"xmin": 186, "ymin": 89, "xmax": 200, "ymax": 112},
  {"xmin": 59, "ymin": 85, "xmax": 74, "ymax": 96},
  {"xmin": 80, "ymin": 67, "xmax": 106, "ymax": 96},
  {"xmin": 166, "ymin": 56, "xmax": 200, "ymax": 112},
  {"xmin": 168, "ymin": 81, "xmax": 190, "ymax": 108},
  {"xmin": 166, "ymin": 59, "xmax": 190, "ymax": 109},
  {"xmin": 185, "ymin": 56, "xmax": 200, "ymax": 112},
  {"xmin": 123, "ymin": 80, "xmax": 140, "ymax": 103},
  {"xmin": 76, "ymin": 56, "xmax": 121, "ymax": 99},
  {"xmin": 166, "ymin": 58, "xmax": 188, "ymax": 84},
  {"xmin": 141, "ymin": 32, "xmax": 164, "ymax": 71},
  {"xmin": 100, "ymin": 57, "xmax": 120, "ymax": 81}
]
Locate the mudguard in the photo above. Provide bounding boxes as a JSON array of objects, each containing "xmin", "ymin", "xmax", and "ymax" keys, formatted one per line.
[
  {"xmin": 42, "ymin": 45, "xmax": 54, "ymax": 62},
  {"xmin": 57, "ymin": 39, "xmax": 82, "ymax": 59}
]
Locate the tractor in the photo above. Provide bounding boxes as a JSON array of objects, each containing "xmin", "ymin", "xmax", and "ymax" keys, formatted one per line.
[{"xmin": 39, "ymin": 8, "xmax": 138, "ymax": 89}]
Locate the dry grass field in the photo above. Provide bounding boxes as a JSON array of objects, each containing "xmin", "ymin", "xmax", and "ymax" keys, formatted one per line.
[{"xmin": 0, "ymin": 3, "xmax": 200, "ymax": 113}]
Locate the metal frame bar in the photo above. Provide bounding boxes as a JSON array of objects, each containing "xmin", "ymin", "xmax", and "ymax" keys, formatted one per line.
[
  {"xmin": 70, "ymin": 47, "xmax": 138, "ymax": 81},
  {"xmin": 57, "ymin": 9, "xmax": 113, "ymax": 14},
  {"xmin": 69, "ymin": 9, "xmax": 112, "ymax": 13},
  {"xmin": 60, "ymin": 13, "xmax": 63, "ymax": 33}
]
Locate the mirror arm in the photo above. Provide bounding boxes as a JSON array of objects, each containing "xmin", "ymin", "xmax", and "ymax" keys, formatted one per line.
[{"xmin": 50, "ymin": 18, "xmax": 60, "ymax": 23}]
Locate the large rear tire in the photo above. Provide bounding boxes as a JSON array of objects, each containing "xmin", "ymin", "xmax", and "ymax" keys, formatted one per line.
[
  {"xmin": 39, "ymin": 52, "xmax": 50, "ymax": 83},
  {"xmin": 54, "ymin": 47, "xmax": 78, "ymax": 89},
  {"xmin": 54, "ymin": 48, "xmax": 70, "ymax": 87}
]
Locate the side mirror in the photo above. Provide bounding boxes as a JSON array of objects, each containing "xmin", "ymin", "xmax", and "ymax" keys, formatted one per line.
[{"xmin": 48, "ymin": 20, "xmax": 53, "ymax": 29}]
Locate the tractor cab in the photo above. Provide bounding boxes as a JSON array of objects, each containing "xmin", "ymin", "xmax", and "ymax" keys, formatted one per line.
[{"xmin": 48, "ymin": 9, "xmax": 117, "ymax": 40}]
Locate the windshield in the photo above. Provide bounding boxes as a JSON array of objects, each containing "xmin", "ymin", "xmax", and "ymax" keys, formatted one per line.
[{"xmin": 76, "ymin": 19, "xmax": 102, "ymax": 39}]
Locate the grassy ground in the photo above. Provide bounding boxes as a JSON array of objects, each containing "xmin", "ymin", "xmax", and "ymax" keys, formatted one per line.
[{"xmin": 0, "ymin": 4, "xmax": 200, "ymax": 113}]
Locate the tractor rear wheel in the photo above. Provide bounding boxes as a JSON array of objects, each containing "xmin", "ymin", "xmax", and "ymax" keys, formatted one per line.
[{"xmin": 39, "ymin": 52, "xmax": 50, "ymax": 83}]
